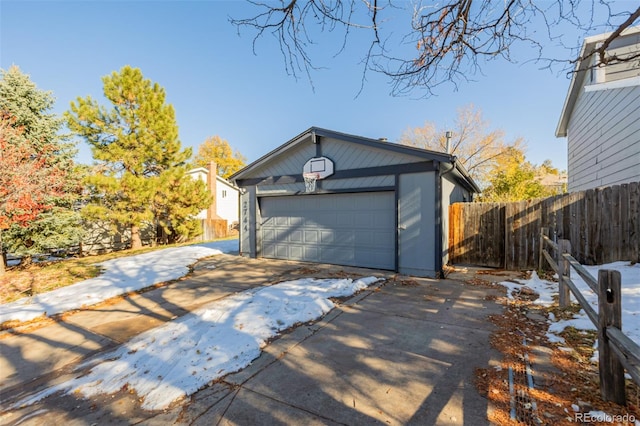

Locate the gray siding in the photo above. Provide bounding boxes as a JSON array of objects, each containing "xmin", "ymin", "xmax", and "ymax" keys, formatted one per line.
[
  {"xmin": 320, "ymin": 137, "xmax": 424, "ymax": 168},
  {"xmin": 606, "ymin": 39, "xmax": 640, "ymax": 82},
  {"xmin": 398, "ymin": 172, "xmax": 436, "ymax": 277},
  {"xmin": 257, "ymin": 183, "xmax": 302, "ymax": 195},
  {"xmin": 321, "ymin": 175, "xmax": 395, "ymax": 190},
  {"xmin": 567, "ymin": 84, "xmax": 640, "ymax": 191},
  {"xmin": 250, "ymin": 139, "xmax": 317, "ymax": 178},
  {"xmin": 253, "ymin": 137, "xmax": 423, "ymax": 195},
  {"xmin": 239, "ymin": 187, "xmax": 256, "ymax": 257}
]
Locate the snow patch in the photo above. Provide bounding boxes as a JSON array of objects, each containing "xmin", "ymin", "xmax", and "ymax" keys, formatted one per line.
[
  {"xmin": 13, "ymin": 276, "xmax": 381, "ymax": 411},
  {"xmin": 499, "ymin": 262, "xmax": 640, "ymax": 345},
  {"xmin": 0, "ymin": 241, "xmax": 236, "ymax": 324}
]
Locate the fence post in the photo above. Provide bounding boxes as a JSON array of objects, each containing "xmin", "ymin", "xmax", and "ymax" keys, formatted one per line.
[
  {"xmin": 598, "ymin": 269, "xmax": 625, "ymax": 404},
  {"xmin": 539, "ymin": 227, "xmax": 548, "ymax": 271},
  {"xmin": 558, "ymin": 239, "xmax": 571, "ymax": 307}
]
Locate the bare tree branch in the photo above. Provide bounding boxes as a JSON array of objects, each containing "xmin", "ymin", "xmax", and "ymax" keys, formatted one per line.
[
  {"xmin": 231, "ymin": 0, "xmax": 640, "ymax": 97},
  {"xmin": 575, "ymin": 5, "xmax": 640, "ymax": 66}
]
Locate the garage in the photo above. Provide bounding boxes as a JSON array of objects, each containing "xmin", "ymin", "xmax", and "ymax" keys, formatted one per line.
[
  {"xmin": 230, "ymin": 127, "xmax": 479, "ymax": 278},
  {"xmin": 260, "ymin": 192, "xmax": 396, "ymax": 269}
]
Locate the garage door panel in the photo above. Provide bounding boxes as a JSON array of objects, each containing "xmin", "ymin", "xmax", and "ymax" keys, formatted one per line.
[
  {"xmin": 374, "ymin": 231, "xmax": 394, "ymax": 245},
  {"xmin": 356, "ymin": 250, "xmax": 389, "ymax": 266},
  {"xmin": 275, "ymin": 245, "xmax": 288, "ymax": 258},
  {"xmin": 301, "ymin": 230, "xmax": 315, "ymax": 242},
  {"xmin": 289, "ymin": 245, "xmax": 303, "ymax": 259},
  {"xmin": 272, "ymin": 229, "xmax": 285, "ymax": 241},
  {"xmin": 355, "ymin": 231, "xmax": 373, "ymax": 245},
  {"xmin": 262, "ymin": 244, "xmax": 275, "ymax": 257},
  {"xmin": 334, "ymin": 233, "xmax": 355, "ymax": 245},
  {"xmin": 320, "ymin": 230, "xmax": 334, "ymax": 244},
  {"xmin": 274, "ymin": 217, "xmax": 288, "ymax": 226},
  {"xmin": 304, "ymin": 246, "xmax": 319, "ymax": 260},
  {"xmin": 353, "ymin": 213, "xmax": 373, "ymax": 228},
  {"xmin": 318, "ymin": 211, "xmax": 335, "ymax": 221},
  {"xmin": 290, "ymin": 230, "xmax": 303, "ymax": 242},
  {"xmin": 374, "ymin": 211, "xmax": 395, "ymax": 226},
  {"xmin": 260, "ymin": 192, "xmax": 395, "ymax": 270},
  {"xmin": 337, "ymin": 213, "xmax": 353, "ymax": 226},
  {"xmin": 323, "ymin": 248, "xmax": 354, "ymax": 264},
  {"xmin": 262, "ymin": 217, "xmax": 275, "ymax": 227}
]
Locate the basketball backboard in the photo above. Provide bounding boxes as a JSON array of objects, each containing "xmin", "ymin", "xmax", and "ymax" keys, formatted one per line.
[{"xmin": 302, "ymin": 156, "xmax": 334, "ymax": 179}]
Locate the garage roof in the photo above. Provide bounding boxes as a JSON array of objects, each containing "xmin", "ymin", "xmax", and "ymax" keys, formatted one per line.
[{"xmin": 229, "ymin": 127, "xmax": 480, "ymax": 193}]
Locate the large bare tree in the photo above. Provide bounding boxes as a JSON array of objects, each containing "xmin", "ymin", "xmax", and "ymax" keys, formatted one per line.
[
  {"xmin": 232, "ymin": 1, "xmax": 640, "ymax": 95},
  {"xmin": 399, "ymin": 104, "xmax": 524, "ymax": 189}
]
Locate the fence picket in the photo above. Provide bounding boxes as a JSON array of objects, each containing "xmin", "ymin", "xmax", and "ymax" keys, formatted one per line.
[{"xmin": 449, "ymin": 182, "xmax": 640, "ymax": 269}]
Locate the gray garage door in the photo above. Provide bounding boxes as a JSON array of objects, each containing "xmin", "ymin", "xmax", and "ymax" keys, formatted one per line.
[{"xmin": 260, "ymin": 192, "xmax": 396, "ymax": 270}]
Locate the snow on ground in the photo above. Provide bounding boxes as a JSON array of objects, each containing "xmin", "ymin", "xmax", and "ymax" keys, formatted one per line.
[
  {"xmin": 499, "ymin": 261, "xmax": 640, "ymax": 346},
  {"xmin": 500, "ymin": 261, "xmax": 640, "ymax": 421},
  {"xmin": 14, "ymin": 276, "xmax": 380, "ymax": 411},
  {"xmin": 0, "ymin": 239, "xmax": 238, "ymax": 324}
]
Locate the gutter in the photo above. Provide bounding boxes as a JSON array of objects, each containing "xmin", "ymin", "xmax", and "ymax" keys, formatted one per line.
[
  {"xmin": 441, "ymin": 156, "xmax": 457, "ymax": 179},
  {"xmin": 435, "ymin": 156, "xmax": 460, "ymax": 278},
  {"xmin": 441, "ymin": 156, "xmax": 481, "ymax": 194}
]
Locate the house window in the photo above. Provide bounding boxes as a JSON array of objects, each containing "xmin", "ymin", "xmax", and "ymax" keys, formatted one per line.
[{"xmin": 222, "ymin": 190, "xmax": 227, "ymax": 198}]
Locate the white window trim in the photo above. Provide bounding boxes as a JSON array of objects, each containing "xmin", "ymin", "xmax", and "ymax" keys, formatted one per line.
[{"xmin": 585, "ymin": 75, "xmax": 640, "ymax": 92}]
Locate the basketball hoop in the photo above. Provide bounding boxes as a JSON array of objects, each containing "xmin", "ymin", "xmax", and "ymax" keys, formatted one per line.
[
  {"xmin": 301, "ymin": 156, "xmax": 334, "ymax": 193},
  {"xmin": 303, "ymin": 173, "xmax": 319, "ymax": 193}
]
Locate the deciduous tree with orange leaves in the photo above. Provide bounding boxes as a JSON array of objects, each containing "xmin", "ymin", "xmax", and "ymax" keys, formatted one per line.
[
  {"xmin": 192, "ymin": 135, "xmax": 246, "ymax": 179},
  {"xmin": 0, "ymin": 113, "xmax": 68, "ymax": 274},
  {"xmin": 0, "ymin": 66, "xmax": 81, "ymax": 275},
  {"xmin": 399, "ymin": 104, "xmax": 524, "ymax": 190}
]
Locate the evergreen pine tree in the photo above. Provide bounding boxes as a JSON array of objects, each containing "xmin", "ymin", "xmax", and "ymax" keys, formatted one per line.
[
  {"xmin": 67, "ymin": 66, "xmax": 211, "ymax": 248},
  {"xmin": 153, "ymin": 167, "xmax": 211, "ymax": 244}
]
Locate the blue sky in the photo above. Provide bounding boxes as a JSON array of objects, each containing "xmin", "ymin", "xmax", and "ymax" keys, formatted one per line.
[{"xmin": 0, "ymin": 1, "xmax": 630, "ymax": 170}]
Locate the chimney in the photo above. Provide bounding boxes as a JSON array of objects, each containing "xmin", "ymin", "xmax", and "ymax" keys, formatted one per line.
[{"xmin": 207, "ymin": 161, "xmax": 221, "ymax": 220}]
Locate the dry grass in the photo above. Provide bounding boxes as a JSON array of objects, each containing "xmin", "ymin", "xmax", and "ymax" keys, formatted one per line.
[{"xmin": 1, "ymin": 258, "xmax": 103, "ymax": 303}]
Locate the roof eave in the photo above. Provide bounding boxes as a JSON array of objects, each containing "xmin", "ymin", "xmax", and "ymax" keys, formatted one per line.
[
  {"xmin": 556, "ymin": 42, "xmax": 590, "ymax": 138},
  {"xmin": 229, "ymin": 128, "xmax": 315, "ymax": 181},
  {"xmin": 450, "ymin": 160, "xmax": 481, "ymax": 193},
  {"xmin": 230, "ymin": 126, "xmax": 480, "ymax": 193},
  {"xmin": 229, "ymin": 126, "xmax": 458, "ymax": 181}
]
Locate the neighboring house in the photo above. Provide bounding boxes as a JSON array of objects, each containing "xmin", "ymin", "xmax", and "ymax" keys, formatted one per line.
[
  {"xmin": 187, "ymin": 162, "xmax": 240, "ymax": 238},
  {"xmin": 556, "ymin": 26, "xmax": 640, "ymax": 191},
  {"xmin": 229, "ymin": 127, "xmax": 479, "ymax": 278}
]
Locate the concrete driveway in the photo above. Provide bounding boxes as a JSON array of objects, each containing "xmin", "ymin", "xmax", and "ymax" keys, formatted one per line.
[{"xmin": 0, "ymin": 254, "xmax": 504, "ymax": 425}]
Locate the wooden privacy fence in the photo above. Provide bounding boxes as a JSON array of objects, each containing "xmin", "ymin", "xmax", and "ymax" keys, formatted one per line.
[
  {"xmin": 540, "ymin": 228, "xmax": 640, "ymax": 404},
  {"xmin": 449, "ymin": 181, "xmax": 640, "ymax": 270}
]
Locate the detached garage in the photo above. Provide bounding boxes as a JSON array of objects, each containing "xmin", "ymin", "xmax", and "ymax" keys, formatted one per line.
[{"xmin": 229, "ymin": 127, "xmax": 479, "ymax": 278}]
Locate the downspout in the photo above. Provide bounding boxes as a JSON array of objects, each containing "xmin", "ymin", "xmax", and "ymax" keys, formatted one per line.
[
  {"xmin": 441, "ymin": 156, "xmax": 457, "ymax": 178},
  {"xmin": 436, "ymin": 156, "xmax": 458, "ymax": 277},
  {"xmin": 236, "ymin": 185, "xmax": 244, "ymax": 256}
]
